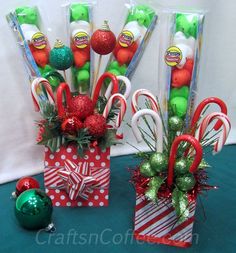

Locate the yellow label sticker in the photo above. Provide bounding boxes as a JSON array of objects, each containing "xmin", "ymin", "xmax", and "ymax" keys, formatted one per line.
[
  {"xmin": 118, "ymin": 30, "xmax": 134, "ymax": 47},
  {"xmin": 73, "ymin": 31, "xmax": 89, "ymax": 49},
  {"xmin": 31, "ymin": 32, "xmax": 47, "ymax": 49},
  {"xmin": 165, "ymin": 46, "xmax": 182, "ymax": 67}
]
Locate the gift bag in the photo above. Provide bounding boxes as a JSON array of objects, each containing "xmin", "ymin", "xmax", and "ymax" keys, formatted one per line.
[{"xmin": 44, "ymin": 145, "xmax": 110, "ymax": 207}]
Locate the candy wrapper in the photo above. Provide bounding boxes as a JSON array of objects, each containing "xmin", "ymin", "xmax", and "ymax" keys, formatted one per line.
[
  {"xmin": 6, "ymin": 6, "xmax": 65, "ymax": 91},
  {"xmin": 130, "ymin": 82, "xmax": 230, "ymax": 244},
  {"xmin": 33, "ymin": 72, "xmax": 130, "ymax": 207},
  {"xmin": 105, "ymin": 1, "xmax": 157, "ymax": 79}
]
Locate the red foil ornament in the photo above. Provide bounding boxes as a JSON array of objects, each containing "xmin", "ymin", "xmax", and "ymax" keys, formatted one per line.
[
  {"xmin": 171, "ymin": 68, "xmax": 191, "ymax": 88},
  {"xmin": 14, "ymin": 177, "xmax": 40, "ymax": 197},
  {"xmin": 84, "ymin": 114, "xmax": 107, "ymax": 137},
  {"xmin": 91, "ymin": 21, "xmax": 116, "ymax": 55},
  {"xmin": 61, "ymin": 116, "xmax": 83, "ymax": 135}
]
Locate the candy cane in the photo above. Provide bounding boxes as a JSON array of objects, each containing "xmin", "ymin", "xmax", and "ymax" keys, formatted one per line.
[
  {"xmin": 104, "ymin": 76, "xmax": 131, "ymax": 99},
  {"xmin": 56, "ymin": 82, "xmax": 72, "ymax": 117},
  {"xmin": 191, "ymin": 97, "xmax": 227, "ymax": 131},
  {"xmin": 167, "ymin": 135, "xmax": 203, "ymax": 187},
  {"xmin": 103, "ymin": 94, "xmax": 127, "ymax": 128},
  {"xmin": 195, "ymin": 112, "xmax": 231, "ymax": 154},
  {"xmin": 92, "ymin": 72, "xmax": 119, "ymax": 105},
  {"xmin": 131, "ymin": 89, "xmax": 159, "ymax": 114},
  {"xmin": 31, "ymin": 77, "xmax": 55, "ymax": 112},
  {"xmin": 131, "ymin": 109, "xmax": 163, "ymax": 152}
]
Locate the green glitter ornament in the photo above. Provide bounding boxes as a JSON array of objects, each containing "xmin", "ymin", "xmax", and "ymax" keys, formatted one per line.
[
  {"xmin": 49, "ymin": 40, "xmax": 74, "ymax": 71},
  {"xmin": 149, "ymin": 152, "xmax": 167, "ymax": 172},
  {"xmin": 176, "ymin": 173, "xmax": 196, "ymax": 191},
  {"xmin": 15, "ymin": 189, "xmax": 54, "ymax": 230},
  {"xmin": 70, "ymin": 3, "xmax": 89, "ymax": 22},
  {"xmin": 140, "ymin": 161, "xmax": 155, "ymax": 177},
  {"xmin": 145, "ymin": 177, "xmax": 164, "ymax": 202},
  {"xmin": 175, "ymin": 158, "xmax": 189, "ymax": 175},
  {"xmin": 170, "ymin": 97, "xmax": 188, "ymax": 118},
  {"xmin": 15, "ymin": 6, "xmax": 38, "ymax": 26},
  {"xmin": 168, "ymin": 116, "xmax": 184, "ymax": 132},
  {"xmin": 170, "ymin": 86, "xmax": 189, "ymax": 100}
]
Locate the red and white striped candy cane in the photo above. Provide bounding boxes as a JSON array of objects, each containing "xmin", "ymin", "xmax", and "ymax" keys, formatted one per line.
[
  {"xmin": 131, "ymin": 109, "xmax": 163, "ymax": 152},
  {"xmin": 191, "ymin": 97, "xmax": 227, "ymax": 131},
  {"xmin": 56, "ymin": 82, "xmax": 72, "ymax": 118},
  {"xmin": 31, "ymin": 77, "xmax": 55, "ymax": 112},
  {"xmin": 195, "ymin": 112, "xmax": 231, "ymax": 154},
  {"xmin": 167, "ymin": 135, "xmax": 203, "ymax": 187},
  {"xmin": 105, "ymin": 75, "xmax": 131, "ymax": 99},
  {"xmin": 103, "ymin": 94, "xmax": 127, "ymax": 128},
  {"xmin": 131, "ymin": 89, "xmax": 159, "ymax": 114}
]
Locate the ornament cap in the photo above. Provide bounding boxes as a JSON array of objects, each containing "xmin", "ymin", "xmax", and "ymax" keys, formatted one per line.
[
  {"xmin": 45, "ymin": 222, "xmax": 56, "ymax": 233},
  {"xmin": 54, "ymin": 39, "xmax": 64, "ymax": 48},
  {"xmin": 101, "ymin": 20, "xmax": 111, "ymax": 31}
]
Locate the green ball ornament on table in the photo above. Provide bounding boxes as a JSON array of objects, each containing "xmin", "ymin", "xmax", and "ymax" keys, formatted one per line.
[
  {"xmin": 49, "ymin": 40, "xmax": 74, "ymax": 71},
  {"xmin": 15, "ymin": 189, "xmax": 55, "ymax": 231},
  {"xmin": 140, "ymin": 161, "xmax": 155, "ymax": 177},
  {"xmin": 170, "ymin": 96, "xmax": 188, "ymax": 118},
  {"xmin": 176, "ymin": 173, "xmax": 196, "ymax": 191},
  {"xmin": 168, "ymin": 116, "xmax": 184, "ymax": 132},
  {"xmin": 149, "ymin": 152, "xmax": 167, "ymax": 172},
  {"xmin": 174, "ymin": 158, "xmax": 189, "ymax": 175}
]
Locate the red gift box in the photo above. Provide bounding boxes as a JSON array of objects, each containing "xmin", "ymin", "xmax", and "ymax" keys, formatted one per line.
[
  {"xmin": 134, "ymin": 193, "xmax": 196, "ymax": 248},
  {"xmin": 44, "ymin": 145, "xmax": 110, "ymax": 207}
]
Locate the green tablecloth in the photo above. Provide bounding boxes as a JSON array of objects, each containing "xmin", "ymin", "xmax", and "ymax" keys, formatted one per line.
[{"xmin": 1, "ymin": 145, "xmax": 236, "ymax": 253}]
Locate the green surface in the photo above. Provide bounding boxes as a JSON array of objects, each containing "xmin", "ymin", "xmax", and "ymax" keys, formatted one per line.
[{"xmin": 1, "ymin": 145, "xmax": 236, "ymax": 253}]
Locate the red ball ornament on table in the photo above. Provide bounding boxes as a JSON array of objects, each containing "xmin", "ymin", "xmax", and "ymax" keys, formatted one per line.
[
  {"xmin": 13, "ymin": 177, "xmax": 40, "ymax": 198},
  {"xmin": 84, "ymin": 114, "xmax": 107, "ymax": 138},
  {"xmin": 61, "ymin": 116, "xmax": 83, "ymax": 135},
  {"xmin": 171, "ymin": 68, "xmax": 191, "ymax": 88},
  {"xmin": 91, "ymin": 20, "xmax": 116, "ymax": 55}
]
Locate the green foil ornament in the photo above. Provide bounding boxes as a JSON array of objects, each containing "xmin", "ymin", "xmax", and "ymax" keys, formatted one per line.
[
  {"xmin": 70, "ymin": 3, "xmax": 89, "ymax": 22},
  {"xmin": 15, "ymin": 6, "xmax": 38, "ymax": 26},
  {"xmin": 15, "ymin": 189, "xmax": 54, "ymax": 230},
  {"xmin": 140, "ymin": 161, "xmax": 155, "ymax": 177},
  {"xmin": 150, "ymin": 152, "xmax": 167, "ymax": 172},
  {"xmin": 170, "ymin": 86, "xmax": 189, "ymax": 100},
  {"xmin": 175, "ymin": 158, "xmax": 189, "ymax": 175},
  {"xmin": 168, "ymin": 116, "xmax": 184, "ymax": 132},
  {"xmin": 170, "ymin": 97, "xmax": 188, "ymax": 118},
  {"xmin": 49, "ymin": 40, "xmax": 74, "ymax": 71},
  {"xmin": 176, "ymin": 173, "xmax": 196, "ymax": 191}
]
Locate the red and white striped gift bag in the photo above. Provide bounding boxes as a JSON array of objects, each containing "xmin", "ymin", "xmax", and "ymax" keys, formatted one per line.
[
  {"xmin": 134, "ymin": 193, "xmax": 196, "ymax": 248},
  {"xmin": 44, "ymin": 145, "xmax": 110, "ymax": 207}
]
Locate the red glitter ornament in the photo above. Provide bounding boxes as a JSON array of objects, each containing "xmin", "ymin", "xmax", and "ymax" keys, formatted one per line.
[
  {"xmin": 91, "ymin": 21, "xmax": 116, "ymax": 55},
  {"xmin": 84, "ymin": 114, "xmax": 107, "ymax": 138},
  {"xmin": 171, "ymin": 68, "xmax": 191, "ymax": 88},
  {"xmin": 13, "ymin": 177, "xmax": 40, "ymax": 198},
  {"xmin": 61, "ymin": 116, "xmax": 83, "ymax": 135},
  {"xmin": 68, "ymin": 95, "xmax": 94, "ymax": 120}
]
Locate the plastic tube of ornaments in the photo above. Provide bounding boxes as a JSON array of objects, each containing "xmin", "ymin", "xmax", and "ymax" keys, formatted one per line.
[
  {"xmin": 103, "ymin": 94, "xmax": 127, "ymax": 129},
  {"xmin": 131, "ymin": 89, "xmax": 159, "ymax": 114},
  {"xmin": 195, "ymin": 112, "xmax": 231, "ymax": 154},
  {"xmin": 131, "ymin": 109, "xmax": 163, "ymax": 152}
]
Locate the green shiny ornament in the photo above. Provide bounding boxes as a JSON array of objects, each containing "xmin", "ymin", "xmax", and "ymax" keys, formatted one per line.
[
  {"xmin": 49, "ymin": 40, "xmax": 74, "ymax": 71},
  {"xmin": 15, "ymin": 189, "xmax": 53, "ymax": 230},
  {"xmin": 170, "ymin": 97, "xmax": 188, "ymax": 118},
  {"xmin": 80, "ymin": 61, "xmax": 90, "ymax": 71},
  {"xmin": 176, "ymin": 14, "xmax": 191, "ymax": 37},
  {"xmin": 70, "ymin": 3, "xmax": 89, "ymax": 22},
  {"xmin": 150, "ymin": 152, "xmax": 167, "ymax": 172},
  {"xmin": 168, "ymin": 116, "xmax": 184, "ymax": 131},
  {"xmin": 77, "ymin": 69, "xmax": 90, "ymax": 83},
  {"xmin": 145, "ymin": 177, "xmax": 164, "ymax": 202},
  {"xmin": 15, "ymin": 6, "xmax": 38, "ymax": 25},
  {"xmin": 175, "ymin": 158, "xmax": 189, "ymax": 175},
  {"xmin": 43, "ymin": 70, "xmax": 65, "ymax": 90},
  {"xmin": 170, "ymin": 86, "xmax": 189, "ymax": 100},
  {"xmin": 176, "ymin": 173, "xmax": 196, "ymax": 191},
  {"xmin": 47, "ymin": 75, "xmax": 60, "ymax": 90},
  {"xmin": 140, "ymin": 161, "xmax": 155, "ymax": 177}
]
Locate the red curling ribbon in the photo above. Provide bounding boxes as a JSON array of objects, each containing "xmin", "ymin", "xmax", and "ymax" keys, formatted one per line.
[
  {"xmin": 56, "ymin": 82, "xmax": 72, "ymax": 117},
  {"xmin": 191, "ymin": 97, "xmax": 227, "ymax": 132},
  {"xmin": 167, "ymin": 134, "xmax": 203, "ymax": 188},
  {"xmin": 92, "ymin": 72, "xmax": 119, "ymax": 105}
]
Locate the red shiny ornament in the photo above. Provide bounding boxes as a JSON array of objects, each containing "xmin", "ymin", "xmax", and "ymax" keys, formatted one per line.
[
  {"xmin": 91, "ymin": 21, "xmax": 116, "ymax": 55},
  {"xmin": 171, "ymin": 68, "xmax": 191, "ymax": 88},
  {"xmin": 84, "ymin": 114, "xmax": 107, "ymax": 138},
  {"xmin": 184, "ymin": 59, "xmax": 194, "ymax": 75},
  {"xmin": 116, "ymin": 48, "xmax": 134, "ymax": 65},
  {"xmin": 14, "ymin": 177, "xmax": 40, "ymax": 197},
  {"xmin": 32, "ymin": 49, "xmax": 49, "ymax": 67},
  {"xmin": 74, "ymin": 50, "xmax": 89, "ymax": 68},
  {"xmin": 69, "ymin": 95, "xmax": 94, "ymax": 120},
  {"xmin": 61, "ymin": 116, "xmax": 83, "ymax": 134}
]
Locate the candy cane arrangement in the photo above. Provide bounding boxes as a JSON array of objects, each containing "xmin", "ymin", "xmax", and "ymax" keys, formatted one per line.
[{"xmin": 130, "ymin": 87, "xmax": 231, "ymax": 247}]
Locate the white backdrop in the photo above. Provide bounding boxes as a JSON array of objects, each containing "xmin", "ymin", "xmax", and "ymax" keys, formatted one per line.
[{"xmin": 0, "ymin": 0, "xmax": 235, "ymax": 184}]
